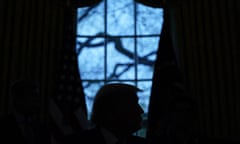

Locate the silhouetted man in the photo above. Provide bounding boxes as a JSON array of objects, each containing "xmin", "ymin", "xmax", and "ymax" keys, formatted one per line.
[{"xmin": 69, "ymin": 83, "xmax": 146, "ymax": 144}]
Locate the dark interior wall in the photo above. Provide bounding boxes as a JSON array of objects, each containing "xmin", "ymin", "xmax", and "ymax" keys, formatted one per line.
[
  {"xmin": 171, "ymin": 0, "xmax": 240, "ymax": 138},
  {"xmin": 0, "ymin": 0, "xmax": 66, "ymax": 119}
]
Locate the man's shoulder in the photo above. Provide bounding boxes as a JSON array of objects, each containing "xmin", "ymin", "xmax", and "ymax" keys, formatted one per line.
[
  {"xmin": 127, "ymin": 135, "xmax": 147, "ymax": 144},
  {"xmin": 65, "ymin": 127, "xmax": 105, "ymax": 144}
]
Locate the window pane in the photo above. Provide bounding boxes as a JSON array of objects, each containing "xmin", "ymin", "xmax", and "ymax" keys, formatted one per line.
[
  {"xmin": 76, "ymin": 37, "xmax": 105, "ymax": 80},
  {"xmin": 137, "ymin": 81, "xmax": 152, "ymax": 113},
  {"xmin": 107, "ymin": 0, "xmax": 134, "ymax": 36},
  {"xmin": 82, "ymin": 81, "xmax": 104, "ymax": 116},
  {"xmin": 77, "ymin": 2, "xmax": 104, "ymax": 36},
  {"xmin": 136, "ymin": 3, "xmax": 164, "ymax": 35},
  {"xmin": 107, "ymin": 38, "xmax": 135, "ymax": 80},
  {"xmin": 137, "ymin": 37, "xmax": 159, "ymax": 79}
]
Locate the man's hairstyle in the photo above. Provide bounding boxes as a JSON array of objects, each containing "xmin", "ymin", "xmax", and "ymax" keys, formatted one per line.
[{"xmin": 91, "ymin": 83, "xmax": 142, "ymax": 126}]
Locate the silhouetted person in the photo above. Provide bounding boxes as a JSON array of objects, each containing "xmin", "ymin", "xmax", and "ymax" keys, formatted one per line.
[
  {"xmin": 68, "ymin": 83, "xmax": 146, "ymax": 144},
  {"xmin": 0, "ymin": 79, "xmax": 50, "ymax": 144}
]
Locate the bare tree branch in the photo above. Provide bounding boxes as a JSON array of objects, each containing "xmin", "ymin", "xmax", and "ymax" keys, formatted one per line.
[
  {"xmin": 108, "ymin": 63, "xmax": 134, "ymax": 80},
  {"xmin": 76, "ymin": 32, "xmax": 156, "ymax": 81}
]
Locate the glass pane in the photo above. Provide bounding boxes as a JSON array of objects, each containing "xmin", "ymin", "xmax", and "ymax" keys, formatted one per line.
[
  {"xmin": 77, "ymin": 2, "xmax": 104, "ymax": 36},
  {"xmin": 76, "ymin": 37, "xmax": 105, "ymax": 80},
  {"xmin": 107, "ymin": 38, "xmax": 135, "ymax": 80},
  {"xmin": 137, "ymin": 81, "xmax": 152, "ymax": 113},
  {"xmin": 137, "ymin": 37, "xmax": 159, "ymax": 79},
  {"xmin": 83, "ymin": 81, "xmax": 104, "ymax": 117},
  {"xmin": 136, "ymin": 3, "xmax": 164, "ymax": 35},
  {"xmin": 107, "ymin": 0, "xmax": 134, "ymax": 36}
]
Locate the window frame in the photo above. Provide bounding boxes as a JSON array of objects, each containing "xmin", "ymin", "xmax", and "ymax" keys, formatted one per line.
[{"xmin": 74, "ymin": 0, "xmax": 164, "ymax": 137}]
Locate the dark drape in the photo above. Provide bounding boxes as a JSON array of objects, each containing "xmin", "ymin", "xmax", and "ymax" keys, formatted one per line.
[
  {"xmin": 146, "ymin": 6, "xmax": 195, "ymax": 144},
  {"xmin": 70, "ymin": 0, "xmax": 102, "ymax": 8},
  {"xmin": 148, "ymin": 0, "xmax": 240, "ymax": 143},
  {"xmin": 0, "ymin": 0, "xmax": 66, "ymax": 121}
]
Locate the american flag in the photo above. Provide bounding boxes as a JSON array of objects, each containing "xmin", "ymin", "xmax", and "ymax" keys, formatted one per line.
[{"xmin": 49, "ymin": 7, "xmax": 88, "ymax": 144}]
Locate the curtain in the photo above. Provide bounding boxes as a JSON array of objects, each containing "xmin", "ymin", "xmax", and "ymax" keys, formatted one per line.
[
  {"xmin": 157, "ymin": 0, "xmax": 240, "ymax": 141},
  {"xmin": 69, "ymin": 0, "xmax": 102, "ymax": 8},
  {"xmin": 146, "ymin": 7, "xmax": 195, "ymax": 144},
  {"xmin": 0, "ymin": 0, "xmax": 66, "ymax": 121},
  {"xmin": 171, "ymin": 0, "xmax": 240, "ymax": 140}
]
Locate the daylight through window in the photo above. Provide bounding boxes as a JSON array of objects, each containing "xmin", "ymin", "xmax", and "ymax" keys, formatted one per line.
[{"xmin": 76, "ymin": 0, "xmax": 163, "ymax": 121}]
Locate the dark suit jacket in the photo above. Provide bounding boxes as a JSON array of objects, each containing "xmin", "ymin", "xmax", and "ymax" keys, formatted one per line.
[{"xmin": 66, "ymin": 127, "xmax": 147, "ymax": 144}]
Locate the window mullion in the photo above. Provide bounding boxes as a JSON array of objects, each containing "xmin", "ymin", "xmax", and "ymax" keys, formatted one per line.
[
  {"xmin": 134, "ymin": 1, "xmax": 138, "ymax": 86},
  {"xmin": 104, "ymin": 0, "xmax": 107, "ymax": 83}
]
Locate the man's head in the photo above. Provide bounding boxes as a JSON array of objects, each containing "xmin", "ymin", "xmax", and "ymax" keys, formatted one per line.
[{"xmin": 91, "ymin": 83, "xmax": 144, "ymax": 136}]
